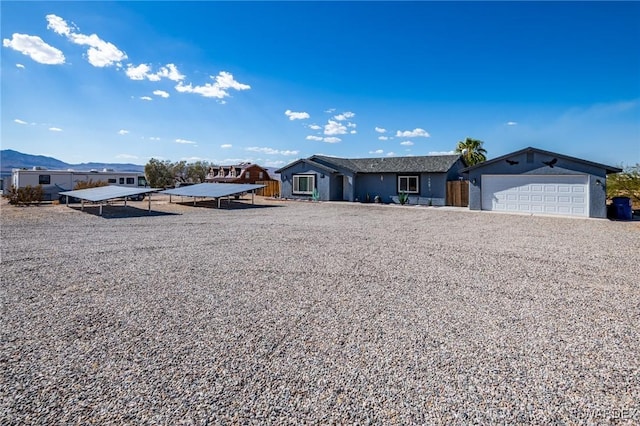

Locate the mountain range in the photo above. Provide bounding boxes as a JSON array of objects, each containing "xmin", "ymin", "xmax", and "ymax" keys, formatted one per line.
[{"xmin": 1, "ymin": 150, "xmax": 144, "ymax": 178}]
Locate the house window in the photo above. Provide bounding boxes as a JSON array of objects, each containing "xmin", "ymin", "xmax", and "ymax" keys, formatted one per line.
[
  {"xmin": 138, "ymin": 177, "xmax": 147, "ymax": 187},
  {"xmin": 119, "ymin": 178, "xmax": 125, "ymax": 184},
  {"xmin": 108, "ymin": 178, "xmax": 117, "ymax": 184},
  {"xmin": 245, "ymin": 171, "xmax": 250, "ymax": 179},
  {"xmin": 126, "ymin": 177, "xmax": 135, "ymax": 185},
  {"xmin": 259, "ymin": 172, "xmax": 264, "ymax": 179},
  {"xmin": 38, "ymin": 175, "xmax": 51, "ymax": 185},
  {"xmin": 398, "ymin": 175, "xmax": 419, "ymax": 193},
  {"xmin": 293, "ymin": 174, "xmax": 315, "ymax": 195}
]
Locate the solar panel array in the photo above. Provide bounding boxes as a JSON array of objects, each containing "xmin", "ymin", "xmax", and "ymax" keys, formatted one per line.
[
  {"xmin": 59, "ymin": 186, "xmax": 161, "ymax": 202},
  {"xmin": 161, "ymin": 183, "xmax": 265, "ymax": 198}
]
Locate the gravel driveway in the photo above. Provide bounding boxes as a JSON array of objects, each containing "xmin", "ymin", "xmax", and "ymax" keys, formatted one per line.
[{"xmin": 1, "ymin": 197, "xmax": 639, "ymax": 424}]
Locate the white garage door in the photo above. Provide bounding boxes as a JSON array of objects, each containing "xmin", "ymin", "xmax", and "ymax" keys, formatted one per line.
[{"xmin": 482, "ymin": 174, "xmax": 589, "ymax": 217}]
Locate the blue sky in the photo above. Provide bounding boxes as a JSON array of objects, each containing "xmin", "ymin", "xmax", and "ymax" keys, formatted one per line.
[{"xmin": 2, "ymin": 1, "xmax": 639, "ymax": 168}]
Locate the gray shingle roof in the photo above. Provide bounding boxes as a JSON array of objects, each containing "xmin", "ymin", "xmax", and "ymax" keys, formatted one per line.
[
  {"xmin": 459, "ymin": 146, "xmax": 622, "ymax": 174},
  {"xmin": 274, "ymin": 158, "xmax": 338, "ymax": 174},
  {"xmin": 311, "ymin": 154, "xmax": 461, "ymax": 173}
]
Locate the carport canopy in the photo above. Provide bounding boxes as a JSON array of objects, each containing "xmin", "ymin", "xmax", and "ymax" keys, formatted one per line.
[
  {"xmin": 161, "ymin": 183, "xmax": 265, "ymax": 208},
  {"xmin": 59, "ymin": 185, "xmax": 162, "ymax": 215}
]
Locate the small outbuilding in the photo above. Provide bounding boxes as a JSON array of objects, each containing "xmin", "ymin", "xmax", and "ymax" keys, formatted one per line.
[
  {"xmin": 276, "ymin": 154, "xmax": 466, "ymax": 205},
  {"xmin": 462, "ymin": 147, "xmax": 622, "ymax": 218}
]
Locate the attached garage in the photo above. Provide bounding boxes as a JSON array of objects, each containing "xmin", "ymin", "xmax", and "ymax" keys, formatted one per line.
[
  {"xmin": 481, "ymin": 174, "xmax": 589, "ymax": 217},
  {"xmin": 463, "ymin": 147, "xmax": 621, "ymax": 219}
]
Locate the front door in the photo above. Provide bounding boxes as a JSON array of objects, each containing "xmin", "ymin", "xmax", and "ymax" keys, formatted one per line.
[{"xmin": 335, "ymin": 175, "xmax": 344, "ymax": 201}]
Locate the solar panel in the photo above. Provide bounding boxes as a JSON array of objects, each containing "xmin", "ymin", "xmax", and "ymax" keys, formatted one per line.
[
  {"xmin": 59, "ymin": 185, "xmax": 161, "ymax": 202},
  {"xmin": 161, "ymin": 183, "xmax": 265, "ymax": 198}
]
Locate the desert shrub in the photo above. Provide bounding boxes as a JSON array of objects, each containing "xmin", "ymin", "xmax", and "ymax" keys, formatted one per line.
[
  {"xmin": 74, "ymin": 179, "xmax": 108, "ymax": 190},
  {"xmin": 6, "ymin": 185, "xmax": 44, "ymax": 205},
  {"xmin": 607, "ymin": 164, "xmax": 640, "ymax": 206},
  {"xmin": 398, "ymin": 191, "xmax": 409, "ymax": 205}
]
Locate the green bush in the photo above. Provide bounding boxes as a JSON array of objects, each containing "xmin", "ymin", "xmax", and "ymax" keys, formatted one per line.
[
  {"xmin": 6, "ymin": 185, "xmax": 44, "ymax": 205},
  {"xmin": 398, "ymin": 191, "xmax": 409, "ymax": 205},
  {"xmin": 607, "ymin": 165, "xmax": 640, "ymax": 207}
]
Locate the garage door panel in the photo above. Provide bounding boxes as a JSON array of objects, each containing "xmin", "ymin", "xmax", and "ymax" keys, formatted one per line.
[{"xmin": 482, "ymin": 175, "xmax": 589, "ymax": 217}]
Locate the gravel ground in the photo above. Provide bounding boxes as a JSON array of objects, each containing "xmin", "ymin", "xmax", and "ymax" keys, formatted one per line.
[{"xmin": 1, "ymin": 196, "xmax": 639, "ymax": 424}]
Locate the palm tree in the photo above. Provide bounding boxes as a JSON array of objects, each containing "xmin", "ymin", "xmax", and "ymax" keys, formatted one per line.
[{"xmin": 455, "ymin": 137, "xmax": 487, "ymax": 166}]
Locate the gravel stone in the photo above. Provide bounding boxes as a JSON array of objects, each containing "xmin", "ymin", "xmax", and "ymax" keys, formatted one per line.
[{"xmin": 1, "ymin": 196, "xmax": 639, "ymax": 424}]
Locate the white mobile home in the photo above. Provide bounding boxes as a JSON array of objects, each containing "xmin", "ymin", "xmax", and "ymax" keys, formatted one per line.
[{"xmin": 10, "ymin": 168, "xmax": 148, "ymax": 201}]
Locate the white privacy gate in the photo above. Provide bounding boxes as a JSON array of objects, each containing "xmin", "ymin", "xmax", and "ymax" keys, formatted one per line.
[{"xmin": 481, "ymin": 174, "xmax": 589, "ymax": 217}]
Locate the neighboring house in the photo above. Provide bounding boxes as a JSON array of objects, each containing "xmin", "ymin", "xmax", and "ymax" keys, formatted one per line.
[
  {"xmin": 461, "ymin": 146, "xmax": 621, "ymax": 218},
  {"xmin": 276, "ymin": 154, "xmax": 466, "ymax": 205},
  {"xmin": 205, "ymin": 163, "xmax": 274, "ymax": 184},
  {"xmin": 9, "ymin": 168, "xmax": 148, "ymax": 201}
]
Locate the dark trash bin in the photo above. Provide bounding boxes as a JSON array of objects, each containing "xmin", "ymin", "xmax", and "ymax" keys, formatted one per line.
[{"xmin": 611, "ymin": 197, "xmax": 632, "ymax": 220}]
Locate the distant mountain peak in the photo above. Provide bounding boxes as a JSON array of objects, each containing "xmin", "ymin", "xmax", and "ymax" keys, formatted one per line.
[{"xmin": 0, "ymin": 149, "xmax": 145, "ymax": 176}]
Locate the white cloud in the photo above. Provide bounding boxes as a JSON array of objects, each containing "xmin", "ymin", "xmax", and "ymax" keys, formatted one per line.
[
  {"xmin": 350, "ymin": 130, "xmax": 357, "ymax": 134},
  {"xmin": 140, "ymin": 96, "xmax": 153, "ymax": 101},
  {"xmin": 369, "ymin": 149, "xmax": 384, "ymax": 154},
  {"xmin": 323, "ymin": 137, "xmax": 341, "ymax": 143},
  {"xmin": 306, "ymin": 135, "xmax": 324, "ymax": 141},
  {"xmin": 264, "ymin": 160, "xmax": 286, "ymax": 167},
  {"xmin": 118, "ymin": 129, "xmax": 129, "ymax": 135},
  {"xmin": 308, "ymin": 124, "xmax": 321, "ymax": 130},
  {"xmin": 46, "ymin": 14, "xmax": 126, "ymax": 67},
  {"xmin": 126, "ymin": 63, "xmax": 185, "ymax": 82},
  {"xmin": 175, "ymin": 138, "xmax": 196, "ymax": 144},
  {"xmin": 153, "ymin": 90, "xmax": 170, "ymax": 98},
  {"xmin": 126, "ymin": 63, "xmax": 152, "ymax": 80},
  {"xmin": 375, "ymin": 127, "xmax": 387, "ymax": 133},
  {"xmin": 333, "ymin": 111, "xmax": 355, "ymax": 121},
  {"xmin": 16, "ymin": 63, "xmax": 25, "ymax": 69},
  {"xmin": 246, "ymin": 147, "xmax": 299, "ymax": 155},
  {"xmin": 324, "ymin": 108, "xmax": 336, "ymax": 113},
  {"xmin": 386, "ymin": 152, "xmax": 396, "ymax": 157},
  {"xmin": 49, "ymin": 127, "xmax": 62, "ymax": 132},
  {"xmin": 156, "ymin": 64, "xmax": 184, "ymax": 81},
  {"xmin": 400, "ymin": 141, "xmax": 414, "ymax": 146},
  {"xmin": 378, "ymin": 136, "xmax": 389, "ymax": 141},
  {"xmin": 14, "ymin": 119, "xmax": 28, "ymax": 125},
  {"xmin": 347, "ymin": 122, "xmax": 356, "ymax": 128},
  {"xmin": 324, "ymin": 120, "xmax": 347, "ymax": 135},
  {"xmin": 221, "ymin": 144, "xmax": 232, "ymax": 149},
  {"xmin": 148, "ymin": 137, "xmax": 160, "ymax": 141},
  {"xmin": 396, "ymin": 128, "xmax": 430, "ymax": 138},
  {"xmin": 175, "ymin": 71, "xmax": 250, "ymax": 99},
  {"xmin": 506, "ymin": 121, "xmax": 518, "ymax": 126},
  {"xmin": 285, "ymin": 109, "xmax": 310, "ymax": 120},
  {"xmin": 116, "ymin": 153, "xmax": 138, "ymax": 159},
  {"xmin": 46, "ymin": 14, "xmax": 73, "ymax": 36},
  {"xmin": 3, "ymin": 33, "xmax": 65, "ymax": 65}
]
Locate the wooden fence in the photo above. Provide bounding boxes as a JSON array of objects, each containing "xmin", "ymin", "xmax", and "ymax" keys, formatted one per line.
[
  {"xmin": 446, "ymin": 180, "xmax": 469, "ymax": 207},
  {"xmin": 256, "ymin": 180, "xmax": 280, "ymax": 197}
]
